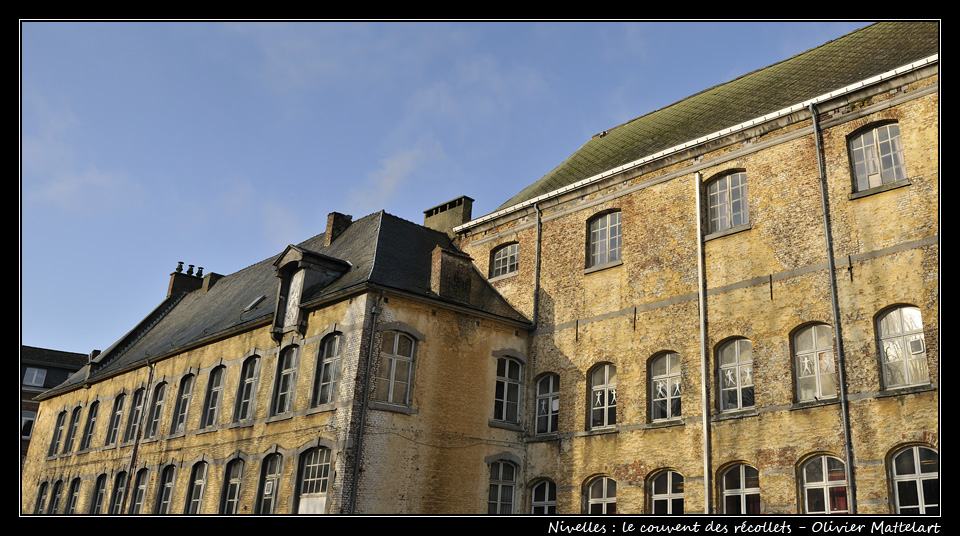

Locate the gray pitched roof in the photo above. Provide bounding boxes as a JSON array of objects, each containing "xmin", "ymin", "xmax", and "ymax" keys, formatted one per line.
[
  {"xmin": 497, "ymin": 21, "xmax": 940, "ymax": 211},
  {"xmin": 45, "ymin": 211, "xmax": 529, "ymax": 396}
]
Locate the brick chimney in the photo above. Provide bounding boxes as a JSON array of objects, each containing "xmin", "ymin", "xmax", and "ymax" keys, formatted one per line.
[
  {"xmin": 430, "ymin": 246, "xmax": 473, "ymax": 304},
  {"xmin": 167, "ymin": 261, "xmax": 203, "ymax": 298},
  {"xmin": 324, "ymin": 212, "xmax": 353, "ymax": 247},
  {"xmin": 423, "ymin": 196, "xmax": 473, "ymax": 238}
]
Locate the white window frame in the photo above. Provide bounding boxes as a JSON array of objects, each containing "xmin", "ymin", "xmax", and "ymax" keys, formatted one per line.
[
  {"xmin": 79, "ymin": 401, "xmax": 99, "ymax": 450},
  {"xmin": 257, "ymin": 453, "xmax": 283, "ymax": 514},
  {"xmin": 23, "ymin": 367, "xmax": 46, "ymax": 387},
  {"xmin": 795, "ymin": 324, "xmax": 837, "ymax": 401},
  {"xmin": 494, "ymin": 357, "xmax": 522, "ymax": 423},
  {"xmin": 48, "ymin": 410, "xmax": 67, "ymax": 456},
  {"xmin": 48, "ymin": 479, "xmax": 63, "ymax": 514},
  {"xmin": 145, "ymin": 382, "xmax": 166, "ymax": 438},
  {"xmin": 297, "ymin": 447, "xmax": 332, "ymax": 514},
  {"xmin": 877, "ymin": 306, "xmax": 928, "ymax": 388},
  {"xmin": 221, "ymin": 459, "xmax": 245, "ymax": 514},
  {"xmin": 272, "ymin": 346, "xmax": 299, "ymax": 415},
  {"xmin": 89, "ymin": 474, "xmax": 107, "ymax": 514},
  {"xmin": 801, "ymin": 455, "xmax": 848, "ymax": 514},
  {"xmin": 313, "ymin": 334, "xmax": 343, "ymax": 407},
  {"xmin": 585, "ymin": 476, "xmax": 617, "ymax": 515},
  {"xmin": 200, "ymin": 367, "xmax": 225, "ymax": 428},
  {"xmin": 487, "ymin": 461, "xmax": 517, "ymax": 514},
  {"xmin": 185, "ymin": 462, "xmax": 208, "ymax": 514},
  {"xmin": 491, "ymin": 243, "xmax": 519, "ymax": 278},
  {"xmin": 651, "ymin": 352, "xmax": 682, "ymax": 421},
  {"xmin": 531, "ymin": 479, "xmax": 556, "ymax": 514},
  {"xmin": 722, "ymin": 464, "xmax": 760, "ymax": 514},
  {"xmin": 891, "ymin": 446, "xmax": 939, "ymax": 515},
  {"xmin": 719, "ymin": 339, "xmax": 754, "ymax": 412},
  {"xmin": 155, "ymin": 465, "xmax": 177, "ymax": 514},
  {"xmin": 65, "ymin": 478, "xmax": 82, "ymax": 514},
  {"xmin": 62, "ymin": 406, "xmax": 82, "ymax": 454},
  {"xmin": 849, "ymin": 122, "xmax": 907, "ymax": 192},
  {"xmin": 234, "ymin": 357, "xmax": 260, "ymax": 422},
  {"xmin": 129, "ymin": 469, "xmax": 149, "ymax": 514},
  {"xmin": 707, "ymin": 171, "xmax": 749, "ymax": 233},
  {"xmin": 589, "ymin": 363, "xmax": 617, "ymax": 430},
  {"xmin": 123, "ymin": 388, "xmax": 146, "ymax": 442},
  {"xmin": 374, "ymin": 331, "xmax": 416, "ymax": 407},
  {"xmin": 651, "ymin": 470, "xmax": 684, "ymax": 515},
  {"xmin": 109, "ymin": 471, "xmax": 127, "ymax": 514},
  {"xmin": 587, "ymin": 211, "xmax": 621, "ymax": 268},
  {"xmin": 535, "ymin": 374, "xmax": 559, "ymax": 435},
  {"xmin": 170, "ymin": 375, "xmax": 195, "ymax": 434}
]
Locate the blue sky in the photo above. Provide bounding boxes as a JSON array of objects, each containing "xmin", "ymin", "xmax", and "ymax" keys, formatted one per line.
[{"xmin": 21, "ymin": 20, "xmax": 873, "ymax": 355}]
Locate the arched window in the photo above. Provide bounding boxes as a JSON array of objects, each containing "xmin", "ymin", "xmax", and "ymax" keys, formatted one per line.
[
  {"xmin": 719, "ymin": 339, "xmax": 754, "ymax": 411},
  {"xmin": 587, "ymin": 212, "xmax": 621, "ymax": 268},
  {"xmin": 589, "ymin": 363, "xmax": 617, "ymax": 429},
  {"xmin": 123, "ymin": 387, "xmax": 146, "ymax": 442},
  {"xmin": 65, "ymin": 478, "xmax": 82, "ymax": 514},
  {"xmin": 200, "ymin": 366, "xmax": 225, "ymax": 428},
  {"xmin": 849, "ymin": 122, "xmax": 907, "ymax": 192},
  {"xmin": 62, "ymin": 406, "xmax": 82, "ymax": 454},
  {"xmin": 105, "ymin": 394, "xmax": 126, "ymax": 445},
  {"xmin": 877, "ymin": 306, "xmax": 928, "ymax": 388},
  {"xmin": 108, "ymin": 471, "xmax": 127, "ymax": 514},
  {"xmin": 651, "ymin": 352, "xmax": 682, "ymax": 421},
  {"xmin": 296, "ymin": 447, "xmax": 332, "ymax": 514},
  {"xmin": 144, "ymin": 383, "xmax": 166, "ymax": 439},
  {"xmin": 585, "ymin": 476, "xmax": 617, "ymax": 514},
  {"xmin": 170, "ymin": 375, "xmax": 194, "ymax": 434},
  {"xmin": 154, "ymin": 465, "xmax": 176, "ymax": 514},
  {"xmin": 48, "ymin": 410, "xmax": 67, "ymax": 456},
  {"xmin": 313, "ymin": 334, "xmax": 343, "ymax": 406},
  {"xmin": 721, "ymin": 464, "xmax": 760, "ymax": 514},
  {"xmin": 531, "ymin": 479, "xmax": 557, "ymax": 514},
  {"xmin": 651, "ymin": 471, "xmax": 684, "ymax": 514},
  {"xmin": 34, "ymin": 482, "xmax": 48, "ymax": 514},
  {"xmin": 491, "ymin": 243, "xmax": 519, "ymax": 277},
  {"xmin": 707, "ymin": 172, "xmax": 749, "ymax": 233},
  {"xmin": 129, "ymin": 469, "xmax": 149, "ymax": 514},
  {"xmin": 256, "ymin": 453, "xmax": 283, "ymax": 514},
  {"xmin": 272, "ymin": 346, "xmax": 299, "ymax": 415},
  {"xmin": 374, "ymin": 331, "xmax": 416, "ymax": 406},
  {"xmin": 184, "ymin": 461, "xmax": 208, "ymax": 514},
  {"xmin": 47, "ymin": 479, "xmax": 63, "ymax": 514},
  {"xmin": 801, "ymin": 455, "xmax": 848, "ymax": 514},
  {"xmin": 535, "ymin": 373, "xmax": 559, "ymax": 435},
  {"xmin": 794, "ymin": 324, "xmax": 837, "ymax": 401},
  {"xmin": 891, "ymin": 446, "xmax": 939, "ymax": 514},
  {"xmin": 89, "ymin": 474, "xmax": 107, "ymax": 514},
  {"xmin": 494, "ymin": 357, "xmax": 522, "ymax": 423},
  {"xmin": 234, "ymin": 356, "xmax": 260, "ymax": 422},
  {"xmin": 79, "ymin": 401, "xmax": 99, "ymax": 450},
  {"xmin": 487, "ymin": 460, "xmax": 517, "ymax": 514},
  {"xmin": 221, "ymin": 459, "xmax": 245, "ymax": 514}
]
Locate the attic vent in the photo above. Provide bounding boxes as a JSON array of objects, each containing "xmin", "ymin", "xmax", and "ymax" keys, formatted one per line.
[{"xmin": 244, "ymin": 295, "xmax": 266, "ymax": 311}]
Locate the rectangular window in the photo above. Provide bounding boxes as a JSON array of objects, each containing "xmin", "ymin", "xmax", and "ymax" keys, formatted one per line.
[{"xmin": 23, "ymin": 367, "xmax": 46, "ymax": 387}]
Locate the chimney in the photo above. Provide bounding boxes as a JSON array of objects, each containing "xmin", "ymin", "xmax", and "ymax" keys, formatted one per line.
[
  {"xmin": 324, "ymin": 212, "xmax": 353, "ymax": 247},
  {"xmin": 167, "ymin": 261, "xmax": 203, "ymax": 298},
  {"xmin": 430, "ymin": 246, "xmax": 473, "ymax": 303},
  {"xmin": 202, "ymin": 272, "xmax": 224, "ymax": 294},
  {"xmin": 423, "ymin": 196, "xmax": 473, "ymax": 238}
]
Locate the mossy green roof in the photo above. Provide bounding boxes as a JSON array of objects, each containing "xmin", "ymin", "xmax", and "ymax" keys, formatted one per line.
[{"xmin": 497, "ymin": 21, "xmax": 939, "ymax": 211}]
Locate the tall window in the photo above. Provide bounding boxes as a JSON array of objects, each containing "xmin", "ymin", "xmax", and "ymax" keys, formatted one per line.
[
  {"xmin": 89, "ymin": 474, "xmax": 107, "ymax": 514},
  {"xmin": 221, "ymin": 459, "xmax": 245, "ymax": 514},
  {"xmin": 589, "ymin": 363, "xmax": 617, "ymax": 429},
  {"xmin": 651, "ymin": 352, "xmax": 682, "ymax": 421},
  {"xmin": 145, "ymin": 382, "xmax": 166, "ymax": 438},
  {"xmin": 48, "ymin": 480, "xmax": 64, "ymax": 514},
  {"xmin": 313, "ymin": 334, "xmax": 342, "ymax": 406},
  {"xmin": 129, "ymin": 469, "xmax": 149, "ymax": 514},
  {"xmin": 62, "ymin": 406, "xmax": 82, "ymax": 454},
  {"xmin": 297, "ymin": 447, "xmax": 332, "ymax": 514},
  {"xmin": 795, "ymin": 324, "xmax": 837, "ymax": 401},
  {"xmin": 494, "ymin": 357, "xmax": 521, "ymax": 423},
  {"xmin": 849, "ymin": 123, "xmax": 906, "ymax": 192},
  {"xmin": 487, "ymin": 461, "xmax": 517, "ymax": 514},
  {"xmin": 105, "ymin": 394, "xmax": 126, "ymax": 445},
  {"xmin": 123, "ymin": 388, "xmax": 146, "ymax": 442},
  {"xmin": 891, "ymin": 446, "xmax": 939, "ymax": 514},
  {"xmin": 719, "ymin": 339, "xmax": 754, "ymax": 411},
  {"xmin": 185, "ymin": 462, "xmax": 208, "ymax": 514},
  {"xmin": 722, "ymin": 464, "xmax": 760, "ymax": 514},
  {"xmin": 587, "ymin": 212, "xmax": 621, "ymax": 268},
  {"xmin": 801, "ymin": 455, "xmax": 848, "ymax": 514},
  {"xmin": 491, "ymin": 243, "xmax": 519, "ymax": 277},
  {"xmin": 79, "ymin": 401, "xmax": 99, "ymax": 450},
  {"xmin": 200, "ymin": 366, "xmax": 225, "ymax": 428},
  {"xmin": 536, "ymin": 374, "xmax": 560, "ymax": 435},
  {"xmin": 170, "ymin": 375, "xmax": 195, "ymax": 434},
  {"xmin": 374, "ymin": 331, "xmax": 416, "ymax": 406},
  {"xmin": 65, "ymin": 478, "xmax": 82, "ymax": 514},
  {"xmin": 21, "ymin": 410, "xmax": 36, "ymax": 439},
  {"xmin": 878, "ymin": 306, "xmax": 928, "ymax": 388},
  {"xmin": 34, "ymin": 482, "xmax": 48, "ymax": 514},
  {"xmin": 234, "ymin": 357, "xmax": 260, "ymax": 421},
  {"xmin": 272, "ymin": 346, "xmax": 299, "ymax": 415},
  {"xmin": 531, "ymin": 480, "xmax": 557, "ymax": 514},
  {"xmin": 256, "ymin": 454, "xmax": 283, "ymax": 514},
  {"xmin": 155, "ymin": 465, "xmax": 176, "ymax": 514},
  {"xmin": 48, "ymin": 410, "xmax": 67, "ymax": 456},
  {"xmin": 707, "ymin": 172, "xmax": 749, "ymax": 233},
  {"xmin": 585, "ymin": 476, "xmax": 617, "ymax": 514},
  {"xmin": 109, "ymin": 471, "xmax": 127, "ymax": 514},
  {"xmin": 651, "ymin": 471, "xmax": 684, "ymax": 514}
]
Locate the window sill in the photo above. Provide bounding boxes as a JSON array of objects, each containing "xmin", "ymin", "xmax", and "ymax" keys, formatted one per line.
[
  {"xmin": 584, "ymin": 259, "xmax": 623, "ymax": 275},
  {"xmin": 306, "ymin": 402, "xmax": 338, "ymax": 415},
  {"xmin": 584, "ymin": 426, "xmax": 618, "ymax": 437},
  {"xmin": 876, "ymin": 383, "xmax": 936, "ymax": 398},
  {"xmin": 369, "ymin": 401, "xmax": 418, "ymax": 415},
  {"xmin": 488, "ymin": 271, "xmax": 518, "ymax": 283},
  {"xmin": 713, "ymin": 407, "xmax": 758, "ymax": 421},
  {"xmin": 528, "ymin": 432, "xmax": 560, "ymax": 443},
  {"xmin": 648, "ymin": 417, "xmax": 684, "ymax": 429},
  {"xmin": 849, "ymin": 177, "xmax": 911, "ymax": 200},
  {"xmin": 488, "ymin": 419, "xmax": 523, "ymax": 432},
  {"xmin": 790, "ymin": 398, "xmax": 840, "ymax": 411},
  {"xmin": 704, "ymin": 223, "xmax": 751, "ymax": 241}
]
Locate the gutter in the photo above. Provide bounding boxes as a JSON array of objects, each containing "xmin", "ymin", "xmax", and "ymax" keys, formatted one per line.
[
  {"xmin": 694, "ymin": 172, "xmax": 712, "ymax": 514},
  {"xmin": 453, "ymin": 55, "xmax": 938, "ymax": 233}
]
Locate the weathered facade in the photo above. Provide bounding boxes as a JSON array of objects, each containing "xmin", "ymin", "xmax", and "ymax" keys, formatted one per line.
[{"xmin": 22, "ymin": 22, "xmax": 938, "ymax": 516}]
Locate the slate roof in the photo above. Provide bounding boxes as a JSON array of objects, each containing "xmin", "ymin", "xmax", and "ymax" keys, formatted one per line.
[
  {"xmin": 496, "ymin": 21, "xmax": 940, "ymax": 211},
  {"xmin": 44, "ymin": 211, "xmax": 529, "ymax": 397}
]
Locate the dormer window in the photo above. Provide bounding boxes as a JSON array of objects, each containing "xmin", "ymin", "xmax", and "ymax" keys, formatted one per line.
[{"xmin": 271, "ymin": 245, "xmax": 350, "ymax": 342}]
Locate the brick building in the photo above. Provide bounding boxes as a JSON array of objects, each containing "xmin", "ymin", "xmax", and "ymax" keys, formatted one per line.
[
  {"xmin": 21, "ymin": 346, "xmax": 88, "ymax": 465},
  {"xmin": 22, "ymin": 22, "xmax": 938, "ymax": 515}
]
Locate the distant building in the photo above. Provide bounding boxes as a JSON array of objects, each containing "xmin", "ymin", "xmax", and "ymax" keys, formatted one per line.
[
  {"xmin": 22, "ymin": 22, "xmax": 938, "ymax": 515},
  {"xmin": 21, "ymin": 346, "xmax": 88, "ymax": 465}
]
